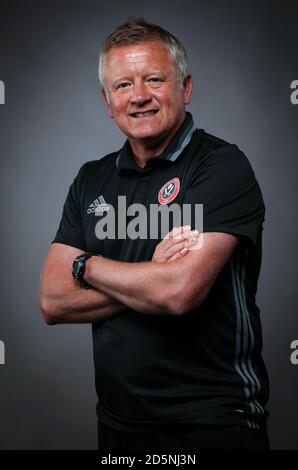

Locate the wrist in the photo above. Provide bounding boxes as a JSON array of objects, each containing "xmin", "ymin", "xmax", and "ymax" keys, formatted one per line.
[
  {"xmin": 84, "ymin": 254, "xmax": 101, "ymax": 285},
  {"xmin": 72, "ymin": 252, "xmax": 101, "ymax": 289}
]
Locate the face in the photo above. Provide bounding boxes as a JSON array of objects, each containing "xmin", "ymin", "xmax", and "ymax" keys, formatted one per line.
[{"xmin": 102, "ymin": 41, "xmax": 192, "ymax": 154}]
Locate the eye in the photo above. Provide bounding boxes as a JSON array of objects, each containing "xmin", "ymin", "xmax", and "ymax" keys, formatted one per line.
[
  {"xmin": 148, "ymin": 77, "xmax": 162, "ymax": 84},
  {"xmin": 116, "ymin": 82, "xmax": 131, "ymax": 90}
]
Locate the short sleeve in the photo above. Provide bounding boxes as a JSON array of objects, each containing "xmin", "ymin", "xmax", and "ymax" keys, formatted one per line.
[
  {"xmin": 184, "ymin": 145, "xmax": 265, "ymax": 246},
  {"xmin": 52, "ymin": 163, "xmax": 88, "ymax": 250}
]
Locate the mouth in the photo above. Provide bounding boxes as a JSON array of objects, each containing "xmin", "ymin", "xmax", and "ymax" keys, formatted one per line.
[{"xmin": 130, "ymin": 110, "xmax": 159, "ymax": 118}]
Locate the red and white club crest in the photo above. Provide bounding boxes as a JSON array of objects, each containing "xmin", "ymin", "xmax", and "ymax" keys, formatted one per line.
[{"xmin": 158, "ymin": 178, "xmax": 180, "ymax": 205}]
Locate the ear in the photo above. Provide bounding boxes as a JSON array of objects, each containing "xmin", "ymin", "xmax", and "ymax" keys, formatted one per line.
[
  {"xmin": 183, "ymin": 75, "xmax": 193, "ymax": 105},
  {"xmin": 101, "ymin": 87, "xmax": 114, "ymax": 118}
]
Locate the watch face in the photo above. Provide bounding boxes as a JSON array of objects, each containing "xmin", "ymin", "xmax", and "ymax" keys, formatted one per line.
[
  {"xmin": 72, "ymin": 258, "xmax": 83, "ymax": 279},
  {"xmin": 72, "ymin": 254, "xmax": 91, "ymax": 288}
]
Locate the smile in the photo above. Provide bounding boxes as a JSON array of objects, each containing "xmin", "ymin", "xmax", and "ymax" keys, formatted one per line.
[{"xmin": 130, "ymin": 110, "xmax": 159, "ymax": 118}]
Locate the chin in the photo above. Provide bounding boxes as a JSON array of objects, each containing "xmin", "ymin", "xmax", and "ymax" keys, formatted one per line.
[{"xmin": 131, "ymin": 131, "xmax": 161, "ymax": 142}]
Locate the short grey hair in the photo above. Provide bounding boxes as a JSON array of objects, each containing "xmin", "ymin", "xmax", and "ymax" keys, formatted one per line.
[{"xmin": 98, "ymin": 17, "xmax": 189, "ymax": 91}]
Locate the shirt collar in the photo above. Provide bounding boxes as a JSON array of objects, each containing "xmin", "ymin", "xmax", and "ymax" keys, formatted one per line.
[{"xmin": 116, "ymin": 112, "xmax": 196, "ymax": 173}]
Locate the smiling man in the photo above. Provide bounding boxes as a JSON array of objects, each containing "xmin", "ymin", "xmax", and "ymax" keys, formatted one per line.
[
  {"xmin": 101, "ymin": 40, "xmax": 192, "ymax": 162},
  {"xmin": 39, "ymin": 18, "xmax": 270, "ymax": 450}
]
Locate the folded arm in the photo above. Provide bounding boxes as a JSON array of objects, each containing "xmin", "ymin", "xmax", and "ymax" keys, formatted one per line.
[
  {"xmin": 84, "ymin": 232, "xmax": 239, "ymax": 315},
  {"xmin": 39, "ymin": 226, "xmax": 198, "ymax": 324},
  {"xmin": 39, "ymin": 243, "xmax": 126, "ymax": 324}
]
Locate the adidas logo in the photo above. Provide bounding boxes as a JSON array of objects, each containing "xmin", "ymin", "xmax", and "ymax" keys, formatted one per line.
[{"xmin": 87, "ymin": 195, "xmax": 110, "ymax": 214}]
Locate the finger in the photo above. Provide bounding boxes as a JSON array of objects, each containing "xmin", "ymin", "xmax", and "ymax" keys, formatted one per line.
[
  {"xmin": 163, "ymin": 232, "xmax": 199, "ymax": 257},
  {"xmin": 164, "ymin": 226, "xmax": 178, "ymax": 240},
  {"xmin": 153, "ymin": 235, "xmax": 182, "ymax": 261},
  {"xmin": 157, "ymin": 235, "xmax": 183, "ymax": 253},
  {"xmin": 164, "ymin": 239, "xmax": 187, "ymax": 258},
  {"xmin": 167, "ymin": 247, "xmax": 188, "ymax": 262},
  {"xmin": 167, "ymin": 236, "xmax": 199, "ymax": 262},
  {"xmin": 160, "ymin": 229, "xmax": 199, "ymax": 259},
  {"xmin": 164, "ymin": 225, "xmax": 191, "ymax": 240},
  {"xmin": 166, "ymin": 237, "xmax": 198, "ymax": 260},
  {"xmin": 168, "ymin": 225, "xmax": 197, "ymax": 240},
  {"xmin": 176, "ymin": 229, "xmax": 199, "ymax": 241},
  {"xmin": 184, "ymin": 236, "xmax": 199, "ymax": 248},
  {"xmin": 171, "ymin": 225, "xmax": 192, "ymax": 239}
]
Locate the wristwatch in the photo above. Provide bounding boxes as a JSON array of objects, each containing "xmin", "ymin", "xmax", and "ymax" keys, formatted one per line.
[{"xmin": 72, "ymin": 252, "xmax": 94, "ymax": 288}]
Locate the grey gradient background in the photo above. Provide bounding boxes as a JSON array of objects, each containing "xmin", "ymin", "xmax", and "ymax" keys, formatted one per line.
[{"xmin": 0, "ymin": 0, "xmax": 297, "ymax": 450}]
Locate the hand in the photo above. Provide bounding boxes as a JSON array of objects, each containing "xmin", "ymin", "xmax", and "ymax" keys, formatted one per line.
[{"xmin": 152, "ymin": 226, "xmax": 199, "ymax": 263}]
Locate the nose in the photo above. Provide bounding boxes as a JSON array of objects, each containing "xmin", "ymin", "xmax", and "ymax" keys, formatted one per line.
[{"xmin": 130, "ymin": 81, "xmax": 151, "ymax": 107}]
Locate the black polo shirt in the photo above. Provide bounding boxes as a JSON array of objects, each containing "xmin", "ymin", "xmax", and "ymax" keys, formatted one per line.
[{"xmin": 53, "ymin": 113, "xmax": 269, "ymax": 432}]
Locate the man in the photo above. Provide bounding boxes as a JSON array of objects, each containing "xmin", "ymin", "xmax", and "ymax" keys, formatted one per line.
[{"xmin": 39, "ymin": 18, "xmax": 270, "ymax": 450}]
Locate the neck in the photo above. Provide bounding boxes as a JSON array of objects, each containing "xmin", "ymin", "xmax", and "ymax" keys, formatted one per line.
[
  {"xmin": 129, "ymin": 114, "xmax": 186, "ymax": 168},
  {"xmin": 130, "ymin": 140, "xmax": 170, "ymax": 168}
]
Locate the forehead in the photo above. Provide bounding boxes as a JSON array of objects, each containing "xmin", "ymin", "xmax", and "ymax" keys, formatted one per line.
[{"xmin": 104, "ymin": 41, "xmax": 176, "ymax": 72}]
